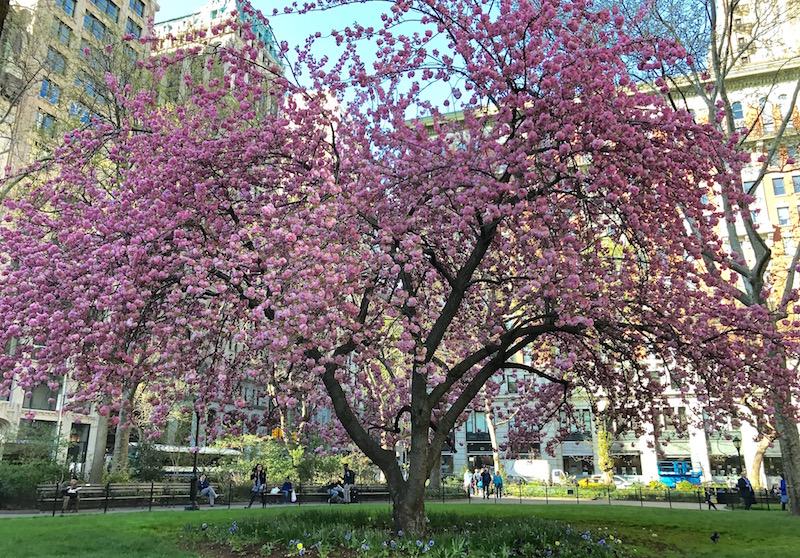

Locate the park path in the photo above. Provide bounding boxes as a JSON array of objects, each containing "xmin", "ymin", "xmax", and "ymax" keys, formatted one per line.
[{"xmin": 0, "ymin": 494, "xmax": 731, "ymax": 519}]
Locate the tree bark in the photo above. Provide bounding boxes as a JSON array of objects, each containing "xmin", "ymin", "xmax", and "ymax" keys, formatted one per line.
[
  {"xmin": 750, "ymin": 435, "xmax": 773, "ymax": 489},
  {"xmin": 110, "ymin": 414, "xmax": 131, "ymax": 473},
  {"xmin": 0, "ymin": 0, "xmax": 9, "ymax": 40},
  {"xmin": 110, "ymin": 388, "xmax": 138, "ymax": 473},
  {"xmin": 88, "ymin": 414, "xmax": 109, "ymax": 483},
  {"xmin": 390, "ymin": 478, "xmax": 427, "ymax": 534},
  {"xmin": 428, "ymin": 455, "xmax": 441, "ymax": 489},
  {"xmin": 484, "ymin": 396, "xmax": 502, "ymax": 474},
  {"xmin": 774, "ymin": 400, "xmax": 800, "ymax": 515}
]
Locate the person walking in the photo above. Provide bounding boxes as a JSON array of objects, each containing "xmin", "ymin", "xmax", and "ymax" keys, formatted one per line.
[
  {"xmin": 342, "ymin": 463, "xmax": 356, "ymax": 504},
  {"xmin": 704, "ymin": 487, "xmax": 717, "ymax": 510},
  {"xmin": 247, "ymin": 463, "xmax": 267, "ymax": 508},
  {"xmin": 737, "ymin": 472, "xmax": 756, "ymax": 510},
  {"xmin": 780, "ymin": 475, "xmax": 788, "ymax": 511},
  {"xmin": 493, "ymin": 470, "xmax": 504, "ymax": 499},
  {"xmin": 197, "ymin": 473, "xmax": 217, "ymax": 507},
  {"xmin": 463, "ymin": 470, "xmax": 472, "ymax": 497},
  {"xmin": 481, "ymin": 469, "xmax": 492, "ymax": 499}
]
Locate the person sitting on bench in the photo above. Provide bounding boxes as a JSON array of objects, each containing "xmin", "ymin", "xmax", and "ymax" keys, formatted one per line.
[
  {"xmin": 62, "ymin": 478, "xmax": 80, "ymax": 513},
  {"xmin": 326, "ymin": 480, "xmax": 345, "ymax": 504},
  {"xmin": 197, "ymin": 473, "xmax": 217, "ymax": 507}
]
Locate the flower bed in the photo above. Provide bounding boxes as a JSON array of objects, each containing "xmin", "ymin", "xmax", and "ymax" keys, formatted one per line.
[{"xmin": 189, "ymin": 508, "xmax": 628, "ymax": 557}]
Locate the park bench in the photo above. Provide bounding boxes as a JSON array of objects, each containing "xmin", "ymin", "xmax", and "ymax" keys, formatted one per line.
[
  {"xmin": 36, "ymin": 481, "xmax": 224, "ymax": 513},
  {"xmin": 295, "ymin": 484, "xmax": 391, "ymax": 504}
]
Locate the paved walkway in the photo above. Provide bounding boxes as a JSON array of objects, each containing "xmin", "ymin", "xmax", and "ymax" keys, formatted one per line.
[{"xmin": 0, "ymin": 495, "xmax": 738, "ymax": 519}]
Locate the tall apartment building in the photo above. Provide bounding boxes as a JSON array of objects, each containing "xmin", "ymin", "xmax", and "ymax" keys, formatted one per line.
[{"xmin": 153, "ymin": 0, "xmax": 281, "ymax": 104}]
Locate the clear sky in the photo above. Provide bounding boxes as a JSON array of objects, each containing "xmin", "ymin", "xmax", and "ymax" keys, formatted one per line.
[
  {"xmin": 154, "ymin": 1, "xmax": 453, "ymax": 110},
  {"xmin": 154, "ymin": 1, "xmax": 378, "ymax": 55}
]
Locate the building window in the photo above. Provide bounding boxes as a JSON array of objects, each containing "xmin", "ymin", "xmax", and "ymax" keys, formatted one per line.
[
  {"xmin": 126, "ymin": 18, "xmax": 142, "ymax": 39},
  {"xmin": 74, "ymin": 74, "xmax": 104, "ymax": 103},
  {"xmin": 69, "ymin": 103, "xmax": 91, "ymax": 125},
  {"xmin": 39, "ymin": 80, "xmax": 60, "ymax": 104},
  {"xmin": 750, "ymin": 210, "xmax": 759, "ymax": 224},
  {"xmin": 760, "ymin": 97, "xmax": 775, "ymax": 134},
  {"xmin": 57, "ymin": 0, "xmax": 76, "ymax": 17},
  {"xmin": 51, "ymin": 19, "xmax": 72, "ymax": 45},
  {"xmin": 778, "ymin": 94, "xmax": 793, "ymax": 127},
  {"xmin": 777, "ymin": 206, "xmax": 790, "ymax": 226},
  {"xmin": 22, "ymin": 384, "xmax": 59, "ymax": 411},
  {"xmin": 466, "ymin": 411, "xmax": 486, "ymax": 434},
  {"xmin": 37, "ymin": 111, "xmax": 57, "ymax": 136},
  {"xmin": 784, "ymin": 236, "xmax": 796, "ymax": 256},
  {"xmin": 506, "ymin": 373, "xmax": 517, "ymax": 394},
  {"xmin": 743, "ymin": 180, "xmax": 754, "ymax": 192},
  {"xmin": 83, "ymin": 13, "xmax": 108, "ymax": 41},
  {"xmin": 123, "ymin": 44, "xmax": 137, "ymax": 65},
  {"xmin": 773, "ymin": 177, "xmax": 786, "ymax": 196},
  {"xmin": 792, "ymin": 176, "xmax": 800, "ymax": 193},
  {"xmin": 46, "ymin": 48, "xmax": 67, "ymax": 75},
  {"xmin": 89, "ymin": 0, "xmax": 120, "ymax": 23},
  {"xmin": 130, "ymin": 0, "xmax": 145, "ymax": 17},
  {"xmin": 732, "ymin": 102, "xmax": 744, "ymax": 120}
]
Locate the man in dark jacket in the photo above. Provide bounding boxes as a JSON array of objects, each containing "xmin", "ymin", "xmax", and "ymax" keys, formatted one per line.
[
  {"xmin": 342, "ymin": 464, "xmax": 356, "ymax": 503},
  {"xmin": 197, "ymin": 473, "xmax": 216, "ymax": 506},
  {"xmin": 481, "ymin": 469, "xmax": 492, "ymax": 499},
  {"xmin": 737, "ymin": 472, "xmax": 756, "ymax": 510}
]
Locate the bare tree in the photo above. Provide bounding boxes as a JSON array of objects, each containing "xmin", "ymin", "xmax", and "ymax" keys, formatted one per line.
[{"xmin": 613, "ymin": 0, "xmax": 800, "ymax": 514}]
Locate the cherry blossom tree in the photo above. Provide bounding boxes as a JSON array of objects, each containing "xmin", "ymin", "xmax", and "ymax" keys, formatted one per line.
[{"xmin": 1, "ymin": 0, "xmax": 797, "ymax": 531}]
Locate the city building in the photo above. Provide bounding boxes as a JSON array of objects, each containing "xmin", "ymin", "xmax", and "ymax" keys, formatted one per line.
[
  {"xmin": 0, "ymin": 0, "xmax": 159, "ymax": 177},
  {"xmin": 1, "ymin": 0, "xmax": 159, "ymax": 477}
]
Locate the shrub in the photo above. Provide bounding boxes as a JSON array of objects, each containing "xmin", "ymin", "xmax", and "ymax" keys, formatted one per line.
[
  {"xmin": 0, "ymin": 460, "xmax": 69, "ymax": 508},
  {"xmin": 675, "ymin": 480, "xmax": 697, "ymax": 492}
]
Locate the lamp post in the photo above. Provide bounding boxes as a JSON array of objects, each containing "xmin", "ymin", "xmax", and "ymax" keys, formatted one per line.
[
  {"xmin": 732, "ymin": 436, "xmax": 744, "ymax": 474},
  {"xmin": 185, "ymin": 410, "xmax": 200, "ymax": 511}
]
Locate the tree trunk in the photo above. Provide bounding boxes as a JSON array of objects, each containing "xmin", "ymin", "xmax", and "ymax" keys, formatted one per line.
[
  {"xmin": 88, "ymin": 414, "xmax": 109, "ymax": 483},
  {"xmin": 0, "ymin": 0, "xmax": 9, "ymax": 39},
  {"xmin": 774, "ymin": 401, "xmax": 800, "ymax": 515},
  {"xmin": 110, "ymin": 416, "xmax": 131, "ymax": 473},
  {"xmin": 390, "ymin": 480, "xmax": 427, "ymax": 534},
  {"xmin": 750, "ymin": 435, "xmax": 773, "ymax": 489},
  {"xmin": 596, "ymin": 424, "xmax": 614, "ymax": 484},
  {"xmin": 428, "ymin": 455, "xmax": 441, "ymax": 489},
  {"xmin": 484, "ymin": 396, "xmax": 501, "ymax": 473}
]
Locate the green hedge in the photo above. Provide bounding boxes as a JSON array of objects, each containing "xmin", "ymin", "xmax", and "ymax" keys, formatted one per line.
[{"xmin": 0, "ymin": 460, "xmax": 69, "ymax": 509}]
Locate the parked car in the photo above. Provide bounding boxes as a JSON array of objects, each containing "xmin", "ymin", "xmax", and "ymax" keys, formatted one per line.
[
  {"xmin": 577, "ymin": 475, "xmax": 632, "ymax": 488},
  {"xmin": 612, "ymin": 476, "xmax": 632, "ymax": 489}
]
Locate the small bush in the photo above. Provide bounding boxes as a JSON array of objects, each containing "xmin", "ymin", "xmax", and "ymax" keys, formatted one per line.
[
  {"xmin": 0, "ymin": 460, "xmax": 69, "ymax": 508},
  {"xmin": 102, "ymin": 470, "xmax": 131, "ymax": 484},
  {"xmin": 675, "ymin": 480, "xmax": 697, "ymax": 492}
]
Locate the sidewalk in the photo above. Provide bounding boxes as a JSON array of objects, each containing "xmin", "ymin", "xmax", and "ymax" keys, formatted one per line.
[{"xmin": 1, "ymin": 495, "xmax": 735, "ymax": 518}]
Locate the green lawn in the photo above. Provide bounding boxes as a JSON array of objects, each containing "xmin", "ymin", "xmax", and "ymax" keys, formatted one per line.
[{"xmin": 0, "ymin": 504, "xmax": 796, "ymax": 557}]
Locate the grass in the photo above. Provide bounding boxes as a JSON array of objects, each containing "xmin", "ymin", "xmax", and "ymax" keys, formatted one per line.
[{"xmin": 0, "ymin": 503, "xmax": 796, "ymax": 557}]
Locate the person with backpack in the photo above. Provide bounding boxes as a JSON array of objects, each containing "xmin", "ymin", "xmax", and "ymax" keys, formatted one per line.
[{"xmin": 342, "ymin": 463, "xmax": 356, "ymax": 504}]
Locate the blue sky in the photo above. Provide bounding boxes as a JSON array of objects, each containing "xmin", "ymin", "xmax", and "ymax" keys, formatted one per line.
[
  {"xmin": 154, "ymin": 1, "xmax": 382, "ymax": 56},
  {"xmin": 154, "ymin": 1, "xmax": 456, "ymax": 111}
]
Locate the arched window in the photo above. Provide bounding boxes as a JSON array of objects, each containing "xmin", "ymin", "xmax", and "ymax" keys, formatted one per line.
[{"xmin": 732, "ymin": 102, "xmax": 744, "ymax": 120}]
